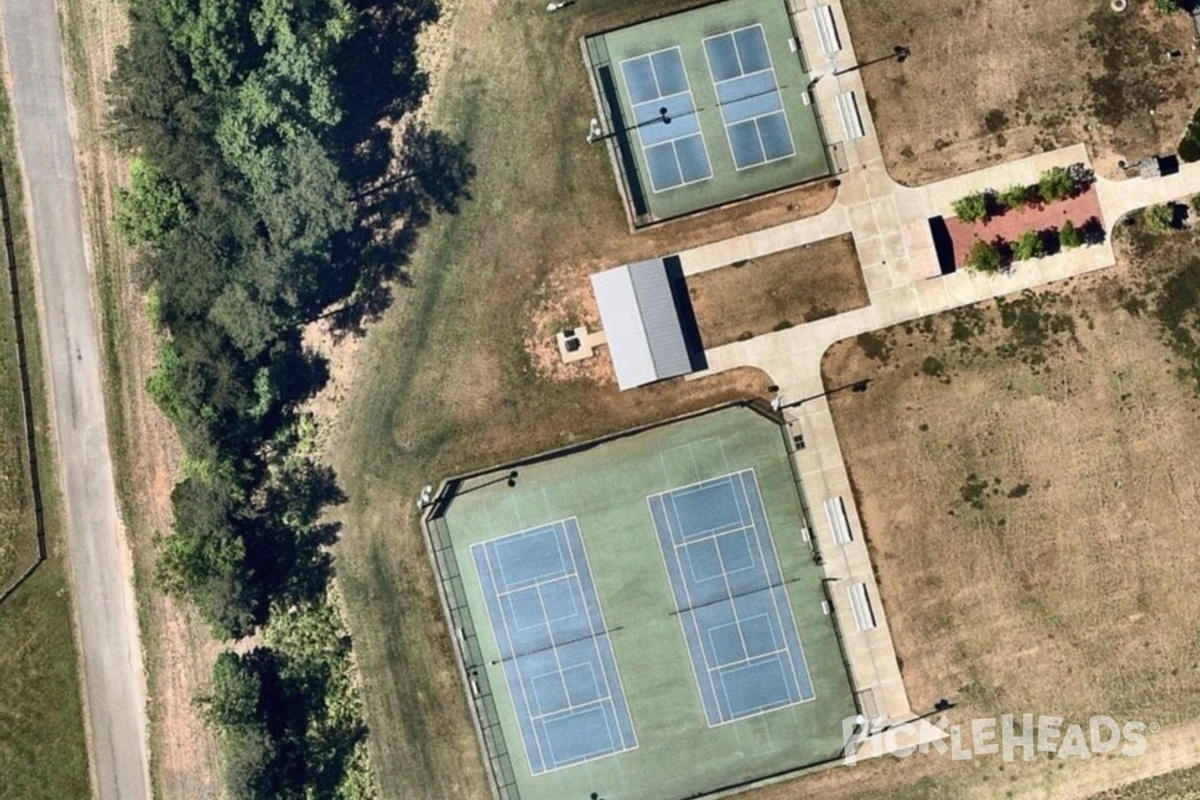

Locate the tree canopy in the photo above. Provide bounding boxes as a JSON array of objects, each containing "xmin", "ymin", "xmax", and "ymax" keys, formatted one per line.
[
  {"xmin": 951, "ymin": 190, "xmax": 990, "ymax": 223},
  {"xmin": 964, "ymin": 239, "xmax": 1004, "ymax": 274},
  {"xmin": 111, "ymin": 0, "xmax": 473, "ymax": 794},
  {"xmin": 1037, "ymin": 166, "xmax": 1075, "ymax": 203}
]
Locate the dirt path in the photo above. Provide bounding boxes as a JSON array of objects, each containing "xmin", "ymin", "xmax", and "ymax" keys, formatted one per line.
[{"xmin": 0, "ymin": 0, "xmax": 151, "ymax": 798}]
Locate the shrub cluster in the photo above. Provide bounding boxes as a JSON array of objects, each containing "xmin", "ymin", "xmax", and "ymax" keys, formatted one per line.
[
  {"xmin": 962, "ymin": 218, "xmax": 1101, "ymax": 275},
  {"xmin": 950, "ymin": 165, "xmax": 1092, "ymax": 223},
  {"xmin": 111, "ymin": 0, "xmax": 474, "ymax": 796}
]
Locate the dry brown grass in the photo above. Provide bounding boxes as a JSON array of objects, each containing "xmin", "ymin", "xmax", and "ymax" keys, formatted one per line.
[
  {"xmin": 791, "ymin": 225, "xmax": 1200, "ymax": 798},
  {"xmin": 322, "ymin": 0, "xmax": 819, "ymax": 796},
  {"xmin": 841, "ymin": 0, "xmax": 1200, "ymax": 184},
  {"xmin": 689, "ymin": 234, "xmax": 867, "ymax": 347}
]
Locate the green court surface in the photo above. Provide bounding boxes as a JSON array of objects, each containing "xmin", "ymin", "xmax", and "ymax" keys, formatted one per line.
[
  {"xmin": 427, "ymin": 405, "xmax": 858, "ymax": 800},
  {"xmin": 584, "ymin": 0, "xmax": 831, "ymax": 226}
]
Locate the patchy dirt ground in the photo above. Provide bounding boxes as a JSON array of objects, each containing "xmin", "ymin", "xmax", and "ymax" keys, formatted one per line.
[
  {"xmin": 842, "ymin": 0, "xmax": 1200, "ymax": 184},
  {"xmin": 688, "ymin": 234, "xmax": 867, "ymax": 347},
  {"xmin": 803, "ymin": 223, "xmax": 1200, "ymax": 798}
]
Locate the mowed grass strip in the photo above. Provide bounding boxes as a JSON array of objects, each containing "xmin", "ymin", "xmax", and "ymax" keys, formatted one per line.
[
  {"xmin": 0, "ymin": 58, "xmax": 89, "ymax": 800},
  {"xmin": 0, "ymin": 78, "xmax": 37, "ymax": 590},
  {"xmin": 320, "ymin": 0, "xmax": 842, "ymax": 796},
  {"xmin": 0, "ymin": 561, "xmax": 90, "ymax": 800},
  {"xmin": 689, "ymin": 234, "xmax": 866, "ymax": 347}
]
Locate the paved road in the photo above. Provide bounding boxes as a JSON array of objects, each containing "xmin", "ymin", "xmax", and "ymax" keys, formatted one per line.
[{"xmin": 0, "ymin": 0, "xmax": 152, "ymax": 798}]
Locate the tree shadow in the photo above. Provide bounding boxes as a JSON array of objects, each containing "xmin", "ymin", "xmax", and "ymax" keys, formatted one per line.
[
  {"xmin": 928, "ymin": 216, "xmax": 956, "ymax": 274},
  {"xmin": 319, "ymin": 0, "xmax": 476, "ymax": 337},
  {"xmin": 1082, "ymin": 216, "xmax": 1107, "ymax": 245},
  {"xmin": 1040, "ymin": 227, "xmax": 1062, "ymax": 256}
]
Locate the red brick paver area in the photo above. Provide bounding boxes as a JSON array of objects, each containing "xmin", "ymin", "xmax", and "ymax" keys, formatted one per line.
[{"xmin": 944, "ymin": 185, "xmax": 1104, "ymax": 268}]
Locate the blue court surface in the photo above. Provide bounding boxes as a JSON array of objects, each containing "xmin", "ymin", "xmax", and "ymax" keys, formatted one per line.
[
  {"xmin": 648, "ymin": 469, "xmax": 815, "ymax": 726},
  {"xmin": 620, "ymin": 47, "xmax": 714, "ymax": 193},
  {"xmin": 471, "ymin": 520, "xmax": 637, "ymax": 774},
  {"xmin": 703, "ymin": 25, "xmax": 795, "ymax": 170}
]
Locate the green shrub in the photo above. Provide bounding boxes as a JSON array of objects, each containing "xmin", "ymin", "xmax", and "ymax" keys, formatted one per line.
[
  {"xmin": 952, "ymin": 191, "xmax": 990, "ymax": 223},
  {"xmin": 996, "ymin": 184, "xmax": 1030, "ymax": 211},
  {"xmin": 1144, "ymin": 203, "xmax": 1175, "ymax": 232},
  {"xmin": 1012, "ymin": 230, "xmax": 1045, "ymax": 261},
  {"xmin": 1154, "ymin": 0, "xmax": 1180, "ymax": 12},
  {"xmin": 1179, "ymin": 136, "xmax": 1200, "ymax": 163},
  {"xmin": 1037, "ymin": 166, "xmax": 1074, "ymax": 203},
  {"xmin": 1059, "ymin": 220, "xmax": 1083, "ymax": 249},
  {"xmin": 964, "ymin": 240, "xmax": 1004, "ymax": 274}
]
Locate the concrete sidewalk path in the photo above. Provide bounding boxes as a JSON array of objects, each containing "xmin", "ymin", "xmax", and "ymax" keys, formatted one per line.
[{"xmin": 0, "ymin": 0, "xmax": 152, "ymax": 798}]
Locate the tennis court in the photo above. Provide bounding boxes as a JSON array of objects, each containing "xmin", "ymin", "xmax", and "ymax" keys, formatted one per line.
[
  {"xmin": 620, "ymin": 47, "xmax": 713, "ymax": 192},
  {"xmin": 471, "ymin": 519, "xmax": 637, "ymax": 774},
  {"xmin": 703, "ymin": 25, "xmax": 796, "ymax": 170},
  {"xmin": 584, "ymin": 0, "xmax": 831, "ymax": 225},
  {"xmin": 649, "ymin": 469, "xmax": 814, "ymax": 726},
  {"xmin": 428, "ymin": 405, "xmax": 858, "ymax": 800}
]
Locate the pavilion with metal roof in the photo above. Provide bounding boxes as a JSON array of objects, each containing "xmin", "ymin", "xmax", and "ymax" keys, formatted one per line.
[{"xmin": 590, "ymin": 257, "xmax": 697, "ymax": 390}]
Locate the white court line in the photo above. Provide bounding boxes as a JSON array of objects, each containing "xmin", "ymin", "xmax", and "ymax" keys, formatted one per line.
[
  {"xmin": 666, "ymin": 490, "xmax": 730, "ymax": 714},
  {"xmin": 618, "ymin": 46, "xmax": 713, "ymax": 193},
  {"xmin": 563, "ymin": 520, "xmax": 638, "ymax": 751},
  {"xmin": 490, "ymin": 521, "xmax": 569, "ymax": 594},
  {"xmin": 649, "ymin": 492, "xmax": 721, "ymax": 723},
  {"xmin": 701, "ymin": 24, "xmax": 796, "ymax": 171},
  {"xmin": 477, "ymin": 540, "xmax": 550, "ymax": 774},
  {"xmin": 716, "ymin": 656, "xmax": 795, "ymax": 719},
  {"xmin": 706, "ymin": 612, "xmax": 786, "ymax": 673},
  {"xmin": 737, "ymin": 470, "xmax": 816, "ymax": 704},
  {"xmin": 540, "ymin": 703, "xmax": 619, "ymax": 771}
]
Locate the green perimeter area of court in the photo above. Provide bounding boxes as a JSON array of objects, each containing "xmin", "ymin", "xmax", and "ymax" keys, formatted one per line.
[
  {"xmin": 434, "ymin": 406, "xmax": 856, "ymax": 800},
  {"xmin": 585, "ymin": 0, "xmax": 830, "ymax": 225}
]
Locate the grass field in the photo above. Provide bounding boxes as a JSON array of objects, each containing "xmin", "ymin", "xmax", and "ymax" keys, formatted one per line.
[
  {"xmin": 0, "ymin": 90, "xmax": 38, "ymax": 593},
  {"xmin": 319, "ymin": 0, "xmax": 850, "ymax": 795},
  {"xmin": 797, "ymin": 221, "xmax": 1200, "ymax": 798},
  {"xmin": 841, "ymin": 0, "xmax": 1200, "ymax": 184},
  {"xmin": 0, "ymin": 59, "xmax": 89, "ymax": 800},
  {"xmin": 0, "ymin": 560, "xmax": 90, "ymax": 800},
  {"xmin": 1084, "ymin": 762, "xmax": 1200, "ymax": 799},
  {"xmin": 688, "ymin": 234, "xmax": 866, "ymax": 347},
  {"xmin": 431, "ymin": 406, "xmax": 856, "ymax": 800}
]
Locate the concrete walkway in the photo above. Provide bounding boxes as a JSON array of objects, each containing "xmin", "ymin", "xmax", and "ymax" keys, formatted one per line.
[{"xmin": 678, "ymin": 0, "xmax": 1200, "ymax": 738}]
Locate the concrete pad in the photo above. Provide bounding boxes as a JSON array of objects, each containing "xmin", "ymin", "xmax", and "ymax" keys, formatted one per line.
[
  {"xmin": 865, "ymin": 165, "xmax": 897, "ymax": 199},
  {"xmin": 846, "ymin": 202, "xmax": 879, "ymax": 237},
  {"xmin": 871, "ymin": 195, "xmax": 901, "ymax": 234},
  {"xmin": 914, "ymin": 277, "xmax": 952, "ymax": 316},
  {"xmin": 854, "ymin": 234, "xmax": 885, "ymax": 266},
  {"xmin": 878, "ymin": 230, "xmax": 906, "ymax": 261},
  {"xmin": 836, "ymin": 171, "xmax": 872, "ymax": 206},
  {"xmin": 870, "ymin": 285, "xmax": 921, "ymax": 321}
]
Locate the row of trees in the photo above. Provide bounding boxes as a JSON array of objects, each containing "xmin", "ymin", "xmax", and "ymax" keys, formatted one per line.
[
  {"xmin": 951, "ymin": 165, "xmax": 1092, "ymax": 224},
  {"xmin": 964, "ymin": 218, "xmax": 1102, "ymax": 274},
  {"xmin": 110, "ymin": 0, "xmax": 472, "ymax": 796}
]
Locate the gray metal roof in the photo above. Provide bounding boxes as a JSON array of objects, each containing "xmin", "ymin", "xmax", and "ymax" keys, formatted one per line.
[{"xmin": 591, "ymin": 258, "xmax": 692, "ymax": 390}]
